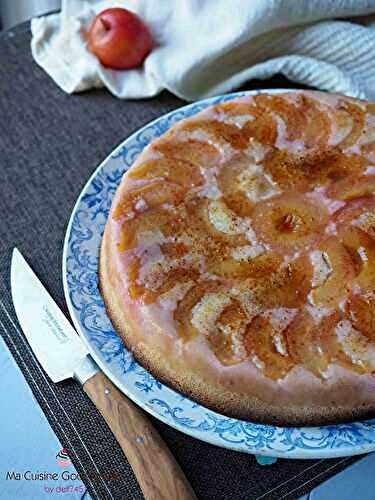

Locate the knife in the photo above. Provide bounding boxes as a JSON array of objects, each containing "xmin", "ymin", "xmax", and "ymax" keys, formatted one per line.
[{"xmin": 11, "ymin": 248, "xmax": 196, "ymax": 500}]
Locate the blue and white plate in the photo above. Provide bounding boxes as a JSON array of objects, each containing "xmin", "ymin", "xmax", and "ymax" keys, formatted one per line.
[{"xmin": 63, "ymin": 90, "xmax": 375, "ymax": 459}]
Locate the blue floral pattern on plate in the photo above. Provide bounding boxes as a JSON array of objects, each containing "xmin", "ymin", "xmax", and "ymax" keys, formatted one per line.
[{"xmin": 63, "ymin": 90, "xmax": 375, "ymax": 459}]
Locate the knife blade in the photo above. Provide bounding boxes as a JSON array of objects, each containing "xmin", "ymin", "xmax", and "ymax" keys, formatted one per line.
[
  {"xmin": 11, "ymin": 248, "xmax": 98, "ymax": 383},
  {"xmin": 10, "ymin": 248, "xmax": 196, "ymax": 500}
]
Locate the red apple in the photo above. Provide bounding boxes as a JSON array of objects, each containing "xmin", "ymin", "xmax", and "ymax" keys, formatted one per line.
[{"xmin": 88, "ymin": 8, "xmax": 153, "ymax": 70}]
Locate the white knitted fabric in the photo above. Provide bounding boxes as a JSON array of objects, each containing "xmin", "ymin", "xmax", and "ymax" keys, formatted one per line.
[{"xmin": 31, "ymin": 0, "xmax": 375, "ymax": 101}]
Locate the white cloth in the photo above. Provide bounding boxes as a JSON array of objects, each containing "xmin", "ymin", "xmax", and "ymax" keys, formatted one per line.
[{"xmin": 31, "ymin": 0, "xmax": 375, "ymax": 101}]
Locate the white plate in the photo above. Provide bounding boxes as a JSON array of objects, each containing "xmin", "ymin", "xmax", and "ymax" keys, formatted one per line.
[{"xmin": 63, "ymin": 90, "xmax": 375, "ymax": 459}]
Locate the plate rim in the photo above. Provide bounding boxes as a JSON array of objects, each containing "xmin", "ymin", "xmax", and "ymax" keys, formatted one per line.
[{"xmin": 62, "ymin": 89, "xmax": 375, "ymax": 459}]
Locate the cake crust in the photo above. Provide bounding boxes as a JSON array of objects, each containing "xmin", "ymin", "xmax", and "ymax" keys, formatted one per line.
[{"xmin": 99, "ymin": 91, "xmax": 375, "ymax": 426}]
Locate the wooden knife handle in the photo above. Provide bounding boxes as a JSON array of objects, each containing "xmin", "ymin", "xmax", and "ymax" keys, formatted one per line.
[{"xmin": 83, "ymin": 372, "xmax": 197, "ymax": 500}]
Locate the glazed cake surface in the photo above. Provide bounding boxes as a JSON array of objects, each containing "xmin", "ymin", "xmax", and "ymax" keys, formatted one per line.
[{"xmin": 100, "ymin": 91, "xmax": 375, "ymax": 426}]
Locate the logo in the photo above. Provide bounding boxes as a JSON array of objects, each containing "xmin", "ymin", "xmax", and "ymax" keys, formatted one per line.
[{"xmin": 56, "ymin": 448, "xmax": 71, "ymax": 468}]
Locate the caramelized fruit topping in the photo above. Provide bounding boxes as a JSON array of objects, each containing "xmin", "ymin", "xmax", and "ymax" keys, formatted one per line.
[
  {"xmin": 252, "ymin": 194, "xmax": 329, "ymax": 253},
  {"xmin": 113, "ymin": 92, "xmax": 375, "ymax": 377}
]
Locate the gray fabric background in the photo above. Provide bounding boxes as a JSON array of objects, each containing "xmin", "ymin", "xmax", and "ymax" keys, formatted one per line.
[{"xmin": 0, "ymin": 22, "xmax": 363, "ymax": 500}]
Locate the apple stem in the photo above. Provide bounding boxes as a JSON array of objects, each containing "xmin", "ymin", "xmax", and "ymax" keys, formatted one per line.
[{"xmin": 100, "ymin": 18, "xmax": 110, "ymax": 32}]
